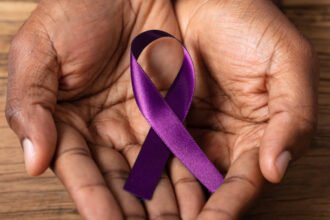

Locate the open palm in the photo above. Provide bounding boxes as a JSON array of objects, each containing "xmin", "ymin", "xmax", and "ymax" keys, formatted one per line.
[
  {"xmin": 6, "ymin": 0, "xmax": 318, "ymax": 219},
  {"xmin": 173, "ymin": 0, "xmax": 318, "ymax": 218},
  {"xmin": 6, "ymin": 0, "xmax": 185, "ymax": 219}
]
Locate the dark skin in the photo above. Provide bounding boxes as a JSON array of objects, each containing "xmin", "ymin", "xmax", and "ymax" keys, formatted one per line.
[{"xmin": 6, "ymin": 0, "xmax": 318, "ymax": 219}]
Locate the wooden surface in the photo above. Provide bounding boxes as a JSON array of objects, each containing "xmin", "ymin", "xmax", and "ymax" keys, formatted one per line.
[{"xmin": 0, "ymin": 0, "xmax": 330, "ymax": 219}]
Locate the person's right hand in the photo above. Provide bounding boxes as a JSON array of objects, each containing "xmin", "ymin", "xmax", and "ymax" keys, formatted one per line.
[{"xmin": 6, "ymin": 0, "xmax": 184, "ymax": 219}]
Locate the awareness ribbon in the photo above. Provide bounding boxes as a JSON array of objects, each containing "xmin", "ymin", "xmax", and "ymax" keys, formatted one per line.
[{"xmin": 124, "ymin": 30, "xmax": 224, "ymax": 199}]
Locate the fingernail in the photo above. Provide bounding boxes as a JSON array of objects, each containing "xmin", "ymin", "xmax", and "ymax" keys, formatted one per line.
[
  {"xmin": 276, "ymin": 151, "xmax": 292, "ymax": 180},
  {"xmin": 22, "ymin": 138, "xmax": 36, "ymax": 171}
]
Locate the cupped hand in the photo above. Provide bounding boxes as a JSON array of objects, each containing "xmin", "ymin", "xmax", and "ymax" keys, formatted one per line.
[
  {"xmin": 173, "ymin": 0, "xmax": 319, "ymax": 219},
  {"xmin": 6, "ymin": 0, "xmax": 185, "ymax": 219},
  {"xmin": 6, "ymin": 0, "xmax": 319, "ymax": 219}
]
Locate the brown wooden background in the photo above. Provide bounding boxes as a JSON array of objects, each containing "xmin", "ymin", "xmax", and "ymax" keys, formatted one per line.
[{"xmin": 0, "ymin": 0, "xmax": 329, "ymax": 219}]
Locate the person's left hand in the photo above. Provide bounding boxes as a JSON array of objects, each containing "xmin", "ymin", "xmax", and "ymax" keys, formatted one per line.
[{"xmin": 171, "ymin": 0, "xmax": 319, "ymax": 219}]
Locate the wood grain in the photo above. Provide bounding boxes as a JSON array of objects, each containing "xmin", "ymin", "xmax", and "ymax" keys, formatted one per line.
[{"xmin": 0, "ymin": 0, "xmax": 329, "ymax": 219}]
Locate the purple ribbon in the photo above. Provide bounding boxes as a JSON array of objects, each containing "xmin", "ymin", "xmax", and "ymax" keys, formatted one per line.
[{"xmin": 124, "ymin": 30, "xmax": 223, "ymax": 199}]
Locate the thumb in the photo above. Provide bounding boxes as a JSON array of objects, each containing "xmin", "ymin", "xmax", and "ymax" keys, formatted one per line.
[
  {"xmin": 260, "ymin": 36, "xmax": 319, "ymax": 183},
  {"xmin": 5, "ymin": 19, "xmax": 59, "ymax": 176}
]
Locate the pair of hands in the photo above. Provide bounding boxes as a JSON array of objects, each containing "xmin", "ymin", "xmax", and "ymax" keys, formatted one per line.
[{"xmin": 6, "ymin": 0, "xmax": 318, "ymax": 219}]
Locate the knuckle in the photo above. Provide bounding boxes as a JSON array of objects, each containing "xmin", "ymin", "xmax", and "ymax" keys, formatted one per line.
[
  {"xmin": 74, "ymin": 182, "xmax": 108, "ymax": 195},
  {"xmin": 52, "ymin": 147, "xmax": 91, "ymax": 169},
  {"xmin": 10, "ymin": 33, "xmax": 26, "ymax": 50},
  {"xmin": 293, "ymin": 110, "xmax": 317, "ymax": 136},
  {"xmin": 199, "ymin": 208, "xmax": 234, "ymax": 220},
  {"xmin": 173, "ymin": 176, "xmax": 198, "ymax": 187},
  {"xmin": 5, "ymin": 101, "xmax": 21, "ymax": 128},
  {"xmin": 300, "ymin": 118, "xmax": 317, "ymax": 137},
  {"xmin": 124, "ymin": 215, "xmax": 145, "ymax": 220},
  {"xmin": 296, "ymin": 36, "xmax": 315, "ymax": 60},
  {"xmin": 223, "ymin": 175, "xmax": 257, "ymax": 190},
  {"xmin": 56, "ymin": 147, "xmax": 91, "ymax": 160},
  {"xmin": 53, "ymin": 146, "xmax": 91, "ymax": 166},
  {"xmin": 8, "ymin": 33, "xmax": 33, "ymax": 76},
  {"xmin": 9, "ymin": 33, "xmax": 30, "ymax": 60},
  {"xmin": 101, "ymin": 169, "xmax": 129, "ymax": 180},
  {"xmin": 8, "ymin": 20, "xmax": 53, "ymax": 71},
  {"xmin": 149, "ymin": 213, "xmax": 180, "ymax": 220}
]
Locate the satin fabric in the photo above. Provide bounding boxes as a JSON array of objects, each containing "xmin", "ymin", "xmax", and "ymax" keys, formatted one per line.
[{"xmin": 124, "ymin": 30, "xmax": 223, "ymax": 199}]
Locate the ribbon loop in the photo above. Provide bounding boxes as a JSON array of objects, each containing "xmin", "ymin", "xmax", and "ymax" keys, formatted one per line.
[{"xmin": 124, "ymin": 30, "xmax": 223, "ymax": 199}]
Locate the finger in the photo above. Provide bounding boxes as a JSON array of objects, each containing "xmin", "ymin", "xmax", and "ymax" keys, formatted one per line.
[
  {"xmin": 92, "ymin": 145, "xmax": 146, "ymax": 219},
  {"xmin": 198, "ymin": 148, "xmax": 264, "ymax": 220},
  {"xmin": 143, "ymin": 172, "xmax": 180, "ymax": 220},
  {"xmin": 260, "ymin": 36, "xmax": 319, "ymax": 183},
  {"xmin": 5, "ymin": 18, "xmax": 59, "ymax": 176},
  {"xmin": 169, "ymin": 158, "xmax": 205, "ymax": 220},
  {"xmin": 121, "ymin": 145, "xmax": 180, "ymax": 219},
  {"xmin": 53, "ymin": 123, "xmax": 123, "ymax": 220}
]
